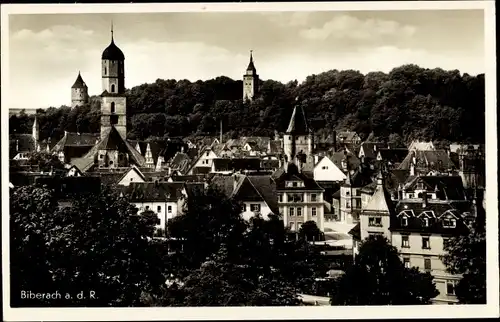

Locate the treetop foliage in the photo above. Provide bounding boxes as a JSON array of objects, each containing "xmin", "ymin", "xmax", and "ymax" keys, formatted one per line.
[{"xmin": 10, "ymin": 65, "xmax": 484, "ymax": 145}]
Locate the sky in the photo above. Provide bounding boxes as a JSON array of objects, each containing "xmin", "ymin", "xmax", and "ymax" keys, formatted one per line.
[{"xmin": 7, "ymin": 9, "xmax": 485, "ymax": 110}]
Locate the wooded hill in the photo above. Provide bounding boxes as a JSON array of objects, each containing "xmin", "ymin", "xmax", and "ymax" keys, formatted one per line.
[{"xmin": 9, "ymin": 64, "xmax": 485, "ymax": 146}]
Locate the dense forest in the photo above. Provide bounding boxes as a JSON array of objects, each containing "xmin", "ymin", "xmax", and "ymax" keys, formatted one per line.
[{"xmin": 9, "ymin": 64, "xmax": 485, "ymax": 145}]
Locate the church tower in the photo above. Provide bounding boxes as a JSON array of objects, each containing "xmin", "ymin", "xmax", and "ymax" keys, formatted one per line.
[
  {"xmin": 32, "ymin": 115, "xmax": 39, "ymax": 151},
  {"xmin": 71, "ymin": 72, "xmax": 90, "ymax": 108},
  {"xmin": 283, "ymin": 97, "xmax": 314, "ymax": 172},
  {"xmin": 100, "ymin": 23, "xmax": 127, "ymax": 139},
  {"xmin": 242, "ymin": 50, "xmax": 259, "ymax": 101}
]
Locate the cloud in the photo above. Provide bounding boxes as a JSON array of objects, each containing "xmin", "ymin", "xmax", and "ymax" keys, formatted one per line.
[
  {"xmin": 265, "ymin": 12, "xmax": 312, "ymax": 27},
  {"xmin": 299, "ymin": 14, "xmax": 416, "ymax": 41}
]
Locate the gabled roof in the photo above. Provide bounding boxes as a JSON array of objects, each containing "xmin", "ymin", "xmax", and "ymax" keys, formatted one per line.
[
  {"xmin": 83, "ymin": 127, "xmax": 145, "ymax": 166},
  {"xmin": 230, "ymin": 174, "xmax": 279, "ymax": 215},
  {"xmin": 337, "ymin": 131, "xmax": 360, "ymax": 142},
  {"xmin": 52, "ymin": 132, "xmax": 100, "ymax": 150},
  {"xmin": 274, "ymin": 165, "xmax": 324, "ymax": 191},
  {"xmin": 328, "ymin": 150, "xmax": 360, "ymax": 171},
  {"xmin": 398, "ymin": 150, "xmax": 456, "ymax": 171},
  {"xmin": 286, "ymin": 103, "xmax": 311, "ymax": 135},
  {"xmin": 117, "ymin": 166, "xmax": 147, "ymax": 184}
]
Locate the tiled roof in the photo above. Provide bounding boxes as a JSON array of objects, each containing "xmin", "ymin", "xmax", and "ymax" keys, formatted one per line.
[
  {"xmin": 377, "ymin": 148, "xmax": 408, "ymax": 164},
  {"xmin": 52, "ymin": 132, "xmax": 100, "ymax": 149},
  {"xmin": 212, "ymin": 158, "xmax": 262, "ymax": 172},
  {"xmin": 398, "ymin": 150, "xmax": 456, "ymax": 171},
  {"xmin": 362, "ymin": 176, "xmax": 395, "ymax": 216},
  {"xmin": 71, "ymin": 72, "xmax": 87, "ymax": 89},
  {"xmin": 210, "ymin": 175, "xmax": 235, "ymax": 197},
  {"xmin": 274, "ymin": 164, "xmax": 324, "ymax": 191},
  {"xmin": 403, "ymin": 175, "xmax": 466, "ymax": 201},
  {"xmin": 328, "ymin": 150, "xmax": 360, "ymax": 171},
  {"xmin": 70, "ymin": 157, "xmax": 96, "ymax": 172},
  {"xmin": 360, "ymin": 142, "xmax": 387, "ymax": 160},
  {"xmin": 268, "ymin": 140, "xmax": 283, "ymax": 154},
  {"xmin": 233, "ymin": 174, "xmax": 279, "ymax": 214},
  {"xmin": 391, "ymin": 200, "xmax": 471, "ymax": 235},
  {"xmin": 123, "ymin": 182, "xmax": 185, "ymax": 202},
  {"xmin": 261, "ymin": 159, "xmax": 280, "ymax": 170},
  {"xmin": 83, "ymin": 127, "xmax": 145, "ymax": 166},
  {"xmin": 172, "ymin": 174, "xmax": 213, "ymax": 183},
  {"xmin": 348, "ymin": 223, "xmax": 361, "ymax": 240},
  {"xmin": 192, "ymin": 166, "xmax": 211, "ymax": 175}
]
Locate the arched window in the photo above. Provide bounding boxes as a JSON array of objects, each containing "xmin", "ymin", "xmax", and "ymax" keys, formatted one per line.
[
  {"xmin": 110, "ymin": 102, "xmax": 115, "ymax": 113},
  {"xmin": 111, "ymin": 84, "xmax": 115, "ymax": 93}
]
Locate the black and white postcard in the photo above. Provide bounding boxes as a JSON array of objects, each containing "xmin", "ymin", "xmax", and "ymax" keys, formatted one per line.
[{"xmin": 1, "ymin": 1, "xmax": 498, "ymax": 321}]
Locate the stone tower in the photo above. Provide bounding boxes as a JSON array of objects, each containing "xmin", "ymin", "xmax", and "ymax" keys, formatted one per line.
[
  {"xmin": 100, "ymin": 23, "xmax": 127, "ymax": 139},
  {"xmin": 71, "ymin": 71, "xmax": 90, "ymax": 108},
  {"xmin": 283, "ymin": 97, "xmax": 314, "ymax": 172},
  {"xmin": 242, "ymin": 50, "xmax": 259, "ymax": 101}
]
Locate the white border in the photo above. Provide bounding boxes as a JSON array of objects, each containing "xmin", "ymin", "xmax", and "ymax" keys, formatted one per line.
[{"xmin": 1, "ymin": 1, "xmax": 498, "ymax": 321}]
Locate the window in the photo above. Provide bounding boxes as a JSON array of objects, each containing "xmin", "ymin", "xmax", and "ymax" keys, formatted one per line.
[
  {"xmin": 111, "ymin": 84, "xmax": 115, "ymax": 93},
  {"xmin": 104, "ymin": 67, "xmax": 107, "ymax": 75},
  {"xmin": 401, "ymin": 216, "xmax": 408, "ymax": 226},
  {"xmin": 110, "ymin": 102, "xmax": 115, "ymax": 113},
  {"xmin": 292, "ymin": 182, "xmax": 298, "ymax": 187},
  {"xmin": 145, "ymin": 206, "xmax": 150, "ymax": 210},
  {"xmin": 423, "ymin": 217, "xmax": 429, "ymax": 227},
  {"xmin": 403, "ymin": 257, "xmax": 411, "ymax": 269},
  {"xmin": 311, "ymin": 194, "xmax": 317, "ymax": 202},
  {"xmin": 278, "ymin": 194, "xmax": 283, "ymax": 202},
  {"xmin": 157, "ymin": 205, "xmax": 161, "ymax": 213},
  {"xmin": 100, "ymin": 155, "xmax": 104, "ymax": 159},
  {"xmin": 287, "ymin": 193, "xmax": 303, "ymax": 203},
  {"xmin": 401, "ymin": 235, "xmax": 410, "ymax": 248},
  {"xmin": 443, "ymin": 218, "xmax": 457, "ymax": 228},
  {"xmin": 289, "ymin": 207, "xmax": 295, "ymax": 217},
  {"xmin": 167, "ymin": 205, "xmax": 172, "ymax": 213},
  {"xmin": 311, "ymin": 207, "xmax": 317, "ymax": 216},
  {"xmin": 422, "ymin": 236, "xmax": 430, "ymax": 249},
  {"xmin": 322, "ymin": 166, "xmax": 328, "ymax": 170},
  {"xmin": 446, "ymin": 281, "xmax": 456, "ymax": 295},
  {"xmin": 250, "ymin": 204, "xmax": 261, "ymax": 212},
  {"xmin": 297, "ymin": 207, "xmax": 302, "ymax": 216},
  {"xmin": 243, "ymin": 204, "xmax": 247, "ymax": 212},
  {"xmin": 290, "ymin": 222, "xmax": 295, "ymax": 231},
  {"xmin": 369, "ymin": 217, "xmax": 382, "ymax": 227},
  {"xmin": 424, "ymin": 258, "xmax": 432, "ymax": 271}
]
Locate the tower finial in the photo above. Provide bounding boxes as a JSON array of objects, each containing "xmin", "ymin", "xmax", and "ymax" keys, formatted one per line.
[
  {"xmin": 111, "ymin": 20, "xmax": 114, "ymax": 42},
  {"xmin": 250, "ymin": 49, "xmax": 253, "ymax": 62}
]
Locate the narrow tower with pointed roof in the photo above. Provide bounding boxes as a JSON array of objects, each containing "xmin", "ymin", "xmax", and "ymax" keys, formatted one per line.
[
  {"xmin": 71, "ymin": 71, "xmax": 89, "ymax": 108},
  {"xmin": 242, "ymin": 50, "xmax": 259, "ymax": 101},
  {"xmin": 101, "ymin": 22, "xmax": 127, "ymax": 139},
  {"xmin": 283, "ymin": 97, "xmax": 314, "ymax": 172}
]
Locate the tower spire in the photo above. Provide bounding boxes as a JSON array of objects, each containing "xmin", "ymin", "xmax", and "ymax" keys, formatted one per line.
[
  {"xmin": 111, "ymin": 20, "xmax": 114, "ymax": 42},
  {"xmin": 250, "ymin": 50, "xmax": 253, "ymax": 62}
]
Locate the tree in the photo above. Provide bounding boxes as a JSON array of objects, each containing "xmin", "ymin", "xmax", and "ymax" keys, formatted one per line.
[
  {"xmin": 24, "ymin": 151, "xmax": 66, "ymax": 172},
  {"xmin": 10, "ymin": 184, "xmax": 167, "ymax": 307},
  {"xmin": 441, "ymin": 215, "xmax": 486, "ymax": 304},
  {"xmin": 298, "ymin": 220, "xmax": 323, "ymax": 242},
  {"xmin": 168, "ymin": 245, "xmax": 300, "ymax": 306},
  {"xmin": 330, "ymin": 235, "xmax": 438, "ymax": 305}
]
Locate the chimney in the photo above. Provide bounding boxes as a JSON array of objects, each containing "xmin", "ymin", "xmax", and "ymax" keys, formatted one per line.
[{"xmin": 314, "ymin": 155, "xmax": 319, "ymax": 164}]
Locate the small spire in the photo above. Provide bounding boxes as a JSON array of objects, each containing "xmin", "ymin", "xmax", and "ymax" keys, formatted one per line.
[
  {"xmin": 111, "ymin": 20, "xmax": 114, "ymax": 42},
  {"xmin": 250, "ymin": 49, "xmax": 253, "ymax": 62}
]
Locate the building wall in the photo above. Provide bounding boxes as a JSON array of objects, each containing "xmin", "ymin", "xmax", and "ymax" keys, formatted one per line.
[
  {"xmin": 71, "ymin": 87, "xmax": 89, "ymax": 108},
  {"xmin": 132, "ymin": 201, "xmax": 179, "ymax": 231},
  {"xmin": 243, "ymin": 73, "xmax": 258, "ymax": 100},
  {"xmin": 118, "ymin": 170, "xmax": 146, "ymax": 186},
  {"xmin": 241, "ymin": 201, "xmax": 272, "ymax": 221},
  {"xmin": 314, "ymin": 157, "xmax": 347, "ymax": 182},
  {"xmin": 340, "ymin": 186, "xmax": 361, "ymax": 224},
  {"xmin": 98, "ymin": 149, "xmax": 129, "ymax": 168},
  {"xmin": 278, "ymin": 191, "xmax": 325, "ymax": 231},
  {"xmin": 102, "ymin": 59, "xmax": 125, "ymax": 93},
  {"xmin": 359, "ymin": 213, "xmax": 391, "ymax": 241},
  {"xmin": 101, "ymin": 96, "xmax": 127, "ymax": 139},
  {"xmin": 391, "ymin": 231, "xmax": 460, "ymax": 304},
  {"xmin": 190, "ymin": 150, "xmax": 218, "ymax": 173}
]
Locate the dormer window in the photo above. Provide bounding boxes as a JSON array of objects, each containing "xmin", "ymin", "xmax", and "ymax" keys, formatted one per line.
[
  {"xmin": 423, "ymin": 217, "xmax": 429, "ymax": 227},
  {"xmin": 401, "ymin": 216, "xmax": 408, "ymax": 227},
  {"xmin": 286, "ymin": 181, "xmax": 304, "ymax": 188},
  {"xmin": 443, "ymin": 217, "xmax": 457, "ymax": 228}
]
